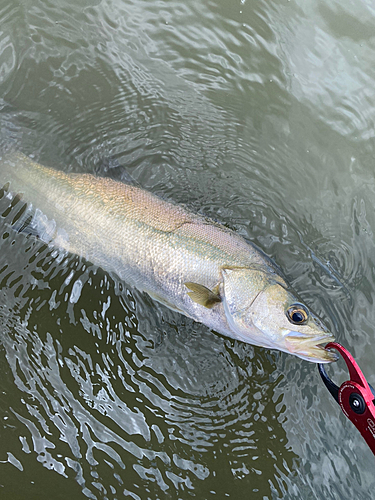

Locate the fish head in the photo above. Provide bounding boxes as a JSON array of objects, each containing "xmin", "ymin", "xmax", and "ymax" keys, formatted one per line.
[{"xmin": 221, "ymin": 266, "xmax": 337, "ymax": 363}]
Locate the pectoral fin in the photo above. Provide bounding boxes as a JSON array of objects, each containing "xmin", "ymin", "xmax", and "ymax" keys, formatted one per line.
[{"xmin": 185, "ymin": 282, "xmax": 221, "ymax": 309}]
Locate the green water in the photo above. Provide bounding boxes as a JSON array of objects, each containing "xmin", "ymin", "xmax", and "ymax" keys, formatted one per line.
[{"xmin": 0, "ymin": 0, "xmax": 374, "ymax": 498}]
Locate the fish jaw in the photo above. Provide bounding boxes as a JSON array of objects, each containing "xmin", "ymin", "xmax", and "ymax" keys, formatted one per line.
[
  {"xmin": 283, "ymin": 331, "xmax": 339, "ymax": 363},
  {"xmin": 225, "ymin": 324, "xmax": 338, "ymax": 363}
]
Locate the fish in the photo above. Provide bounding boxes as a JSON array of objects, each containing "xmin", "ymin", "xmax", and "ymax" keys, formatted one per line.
[{"xmin": 0, "ymin": 151, "xmax": 337, "ymax": 362}]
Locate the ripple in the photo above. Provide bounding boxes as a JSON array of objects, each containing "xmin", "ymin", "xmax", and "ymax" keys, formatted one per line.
[{"xmin": 1, "ymin": 0, "xmax": 375, "ymax": 496}]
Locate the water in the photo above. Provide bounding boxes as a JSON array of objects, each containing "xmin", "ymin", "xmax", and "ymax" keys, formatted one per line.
[{"xmin": 0, "ymin": 0, "xmax": 374, "ymax": 498}]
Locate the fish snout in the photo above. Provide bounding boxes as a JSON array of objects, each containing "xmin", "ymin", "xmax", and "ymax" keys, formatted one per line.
[{"xmin": 284, "ymin": 330, "xmax": 339, "ymax": 363}]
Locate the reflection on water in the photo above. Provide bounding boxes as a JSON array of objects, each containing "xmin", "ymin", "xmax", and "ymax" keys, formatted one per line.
[{"xmin": 0, "ymin": 0, "xmax": 375, "ymax": 498}]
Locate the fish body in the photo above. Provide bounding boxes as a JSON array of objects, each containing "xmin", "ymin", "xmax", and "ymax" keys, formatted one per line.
[{"xmin": 0, "ymin": 152, "xmax": 336, "ymax": 362}]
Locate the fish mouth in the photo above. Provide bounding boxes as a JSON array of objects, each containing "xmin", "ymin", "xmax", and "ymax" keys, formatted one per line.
[{"xmin": 285, "ymin": 331, "xmax": 339, "ymax": 363}]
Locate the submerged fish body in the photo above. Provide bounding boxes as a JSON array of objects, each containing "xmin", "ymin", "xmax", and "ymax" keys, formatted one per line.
[{"xmin": 0, "ymin": 152, "xmax": 336, "ymax": 362}]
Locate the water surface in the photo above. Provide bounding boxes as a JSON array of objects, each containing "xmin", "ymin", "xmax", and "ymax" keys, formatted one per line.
[{"xmin": 0, "ymin": 0, "xmax": 375, "ymax": 498}]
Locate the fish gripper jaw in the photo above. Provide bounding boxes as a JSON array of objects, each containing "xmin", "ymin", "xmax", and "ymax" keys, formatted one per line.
[{"xmin": 318, "ymin": 342, "xmax": 375, "ymax": 456}]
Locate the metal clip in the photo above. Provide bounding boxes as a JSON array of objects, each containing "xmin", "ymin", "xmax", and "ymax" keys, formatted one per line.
[{"xmin": 318, "ymin": 342, "xmax": 375, "ymax": 456}]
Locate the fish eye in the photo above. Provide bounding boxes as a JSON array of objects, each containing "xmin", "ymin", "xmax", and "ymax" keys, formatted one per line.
[{"xmin": 286, "ymin": 304, "xmax": 309, "ymax": 325}]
